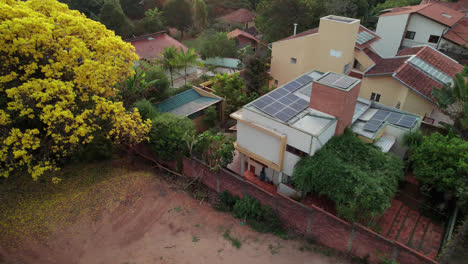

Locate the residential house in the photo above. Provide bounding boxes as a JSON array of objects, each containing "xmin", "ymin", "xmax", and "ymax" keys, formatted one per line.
[
  {"xmin": 227, "ymin": 29, "xmax": 266, "ymax": 52},
  {"xmin": 127, "ymin": 31, "xmax": 189, "ymax": 60},
  {"xmin": 231, "ymin": 70, "xmax": 420, "ymax": 196},
  {"xmin": 155, "ymin": 87, "xmax": 224, "ymax": 131},
  {"xmin": 360, "ymin": 45, "xmax": 463, "ymax": 126},
  {"xmin": 219, "ymin": 8, "xmax": 256, "ymax": 31},
  {"xmin": 270, "ymin": 15, "xmax": 380, "ymax": 87},
  {"xmin": 373, "ymin": 1, "xmax": 468, "ymax": 59}
]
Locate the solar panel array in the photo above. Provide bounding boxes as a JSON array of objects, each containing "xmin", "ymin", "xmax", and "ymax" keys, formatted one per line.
[
  {"xmin": 363, "ymin": 109, "xmax": 418, "ymax": 132},
  {"xmin": 251, "ymin": 74, "xmax": 314, "ymax": 122},
  {"xmin": 318, "ymin": 73, "xmax": 357, "ymax": 89},
  {"xmin": 409, "ymin": 56, "xmax": 453, "ymax": 85},
  {"xmin": 356, "ymin": 31, "xmax": 375, "ymax": 45}
]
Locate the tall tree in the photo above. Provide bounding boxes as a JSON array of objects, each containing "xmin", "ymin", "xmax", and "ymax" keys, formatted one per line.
[
  {"xmin": 255, "ymin": 0, "xmax": 325, "ymax": 43},
  {"xmin": 157, "ymin": 46, "xmax": 181, "ymax": 86},
  {"xmin": 120, "ymin": 0, "xmax": 145, "ymax": 19},
  {"xmin": 240, "ymin": 53, "xmax": 270, "ymax": 95},
  {"xmin": 163, "ymin": 0, "xmax": 193, "ymax": 39},
  {"xmin": 99, "ymin": 0, "xmax": 134, "ymax": 38},
  {"xmin": 193, "ymin": 0, "xmax": 208, "ymax": 31},
  {"xmin": 135, "ymin": 7, "xmax": 166, "ymax": 36},
  {"xmin": 176, "ymin": 48, "xmax": 198, "ymax": 85},
  {"xmin": 0, "ymin": 0, "xmax": 151, "ymax": 180},
  {"xmin": 59, "ymin": 0, "xmax": 104, "ymax": 20},
  {"xmin": 432, "ymin": 66, "xmax": 468, "ymax": 139}
]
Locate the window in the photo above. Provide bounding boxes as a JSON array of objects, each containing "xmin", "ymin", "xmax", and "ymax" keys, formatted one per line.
[
  {"xmin": 286, "ymin": 145, "xmax": 308, "ymax": 157},
  {"xmin": 428, "ymin": 35, "xmax": 440, "ymax": 44},
  {"xmin": 290, "ymin": 58, "xmax": 297, "ymax": 64},
  {"xmin": 405, "ymin": 31, "xmax": 416, "ymax": 40},
  {"xmin": 396, "ymin": 101, "xmax": 401, "ymax": 109},
  {"xmin": 343, "ymin": 63, "xmax": 351, "ymax": 74},
  {"xmin": 274, "ymin": 79, "xmax": 278, "ymax": 85},
  {"xmin": 370, "ymin": 92, "xmax": 381, "ymax": 102},
  {"xmin": 353, "ymin": 59, "xmax": 361, "ymax": 69}
]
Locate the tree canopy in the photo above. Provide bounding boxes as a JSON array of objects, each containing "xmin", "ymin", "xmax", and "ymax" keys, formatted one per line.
[
  {"xmin": 292, "ymin": 129, "xmax": 404, "ymax": 222},
  {"xmin": 99, "ymin": 0, "xmax": 134, "ymax": 38},
  {"xmin": 193, "ymin": 0, "xmax": 208, "ymax": 31},
  {"xmin": 198, "ymin": 31, "xmax": 237, "ymax": 59},
  {"xmin": 0, "ymin": 0, "xmax": 151, "ymax": 180},
  {"xmin": 193, "ymin": 130, "xmax": 235, "ymax": 170},
  {"xmin": 163, "ymin": 0, "xmax": 193, "ymax": 39},
  {"xmin": 408, "ymin": 133, "xmax": 468, "ymax": 207}
]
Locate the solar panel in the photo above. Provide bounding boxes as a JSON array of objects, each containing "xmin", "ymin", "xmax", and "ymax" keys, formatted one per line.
[
  {"xmin": 285, "ymin": 93, "xmax": 300, "ymax": 102},
  {"xmin": 263, "ymin": 105, "xmax": 279, "ymax": 116},
  {"xmin": 262, "ymin": 95, "xmax": 275, "ymax": 104},
  {"xmin": 296, "ymin": 99, "xmax": 309, "ymax": 108},
  {"xmin": 409, "ymin": 57, "xmax": 453, "ymax": 85},
  {"xmin": 319, "ymin": 73, "xmax": 357, "ymax": 89},
  {"xmin": 279, "ymin": 96, "xmax": 294, "ymax": 105},
  {"xmin": 282, "ymin": 107, "xmax": 298, "ymax": 117},
  {"xmin": 387, "ymin": 113, "xmax": 403, "ymax": 124},
  {"xmin": 335, "ymin": 78, "xmax": 356, "ymax": 89},
  {"xmin": 270, "ymin": 101, "xmax": 286, "ymax": 112},
  {"xmin": 290, "ymin": 102, "xmax": 305, "ymax": 111},
  {"xmin": 283, "ymin": 81, "xmax": 301, "ymax": 92},
  {"xmin": 274, "ymin": 111, "xmax": 292, "ymax": 122},
  {"xmin": 356, "ymin": 31, "xmax": 375, "ymax": 45},
  {"xmin": 252, "ymin": 99, "xmax": 267, "ymax": 109},
  {"xmin": 296, "ymin": 75, "xmax": 314, "ymax": 85},
  {"xmin": 401, "ymin": 115, "xmax": 417, "ymax": 123},
  {"xmin": 363, "ymin": 123, "xmax": 380, "ymax": 132},
  {"xmin": 397, "ymin": 119, "xmax": 415, "ymax": 128},
  {"xmin": 269, "ymin": 90, "xmax": 284, "ymax": 99}
]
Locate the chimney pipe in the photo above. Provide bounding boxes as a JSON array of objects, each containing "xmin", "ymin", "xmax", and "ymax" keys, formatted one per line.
[{"xmin": 293, "ymin": 23, "xmax": 298, "ymax": 36}]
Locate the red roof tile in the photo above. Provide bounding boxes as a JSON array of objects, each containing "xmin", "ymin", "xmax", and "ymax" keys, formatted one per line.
[
  {"xmin": 415, "ymin": 46, "xmax": 463, "ymax": 76},
  {"xmin": 394, "ymin": 63, "xmax": 443, "ymax": 99},
  {"xmin": 380, "ymin": 2, "xmax": 464, "ymax": 27},
  {"xmin": 227, "ymin": 29, "xmax": 264, "ymax": 45},
  {"xmin": 363, "ymin": 47, "xmax": 383, "ymax": 64},
  {"xmin": 443, "ymin": 18, "xmax": 468, "ymax": 46},
  {"xmin": 366, "ymin": 57, "xmax": 409, "ymax": 75},
  {"xmin": 128, "ymin": 32, "xmax": 189, "ymax": 60},
  {"xmin": 397, "ymin": 46, "xmax": 424, "ymax": 56},
  {"xmin": 281, "ymin": 28, "xmax": 319, "ymax": 41},
  {"xmin": 220, "ymin": 8, "xmax": 255, "ymax": 23}
]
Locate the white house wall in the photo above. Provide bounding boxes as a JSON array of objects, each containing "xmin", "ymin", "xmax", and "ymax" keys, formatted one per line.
[
  {"xmin": 373, "ymin": 14, "xmax": 410, "ymax": 58},
  {"xmin": 237, "ymin": 122, "xmax": 281, "ymax": 165},
  {"xmin": 242, "ymin": 109, "xmax": 313, "ymax": 154},
  {"xmin": 439, "ymin": 38, "xmax": 468, "ymax": 55},
  {"xmin": 313, "ymin": 120, "xmax": 337, "ymax": 155},
  {"xmin": 283, "ymin": 151, "xmax": 301, "ymax": 176},
  {"xmin": 383, "ymin": 124, "xmax": 411, "ymax": 158},
  {"xmin": 401, "ymin": 14, "xmax": 447, "ymax": 49}
]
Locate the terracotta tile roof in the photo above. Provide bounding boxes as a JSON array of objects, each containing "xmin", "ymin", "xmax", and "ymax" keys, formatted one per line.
[
  {"xmin": 366, "ymin": 57, "xmax": 409, "ymax": 75},
  {"xmin": 367, "ymin": 46, "xmax": 463, "ymax": 102},
  {"xmin": 394, "ymin": 63, "xmax": 443, "ymax": 99},
  {"xmin": 443, "ymin": 18, "xmax": 468, "ymax": 46},
  {"xmin": 280, "ymin": 25, "xmax": 379, "ymax": 49},
  {"xmin": 363, "ymin": 47, "xmax": 383, "ymax": 64},
  {"xmin": 227, "ymin": 28, "xmax": 264, "ymax": 45},
  {"xmin": 380, "ymin": 2, "xmax": 464, "ymax": 27},
  {"xmin": 128, "ymin": 32, "xmax": 189, "ymax": 60},
  {"xmin": 220, "ymin": 8, "xmax": 255, "ymax": 23}
]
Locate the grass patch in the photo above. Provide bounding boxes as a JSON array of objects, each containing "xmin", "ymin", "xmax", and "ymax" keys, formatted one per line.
[
  {"xmin": 222, "ymin": 229, "xmax": 241, "ymax": 249},
  {"xmin": 0, "ymin": 158, "xmax": 153, "ymax": 248},
  {"xmin": 192, "ymin": 235, "xmax": 200, "ymax": 242}
]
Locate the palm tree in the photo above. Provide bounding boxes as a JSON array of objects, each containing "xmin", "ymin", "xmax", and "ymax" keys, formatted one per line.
[
  {"xmin": 176, "ymin": 48, "xmax": 198, "ymax": 85},
  {"xmin": 432, "ymin": 66, "xmax": 468, "ymax": 139},
  {"xmin": 157, "ymin": 46, "xmax": 180, "ymax": 87}
]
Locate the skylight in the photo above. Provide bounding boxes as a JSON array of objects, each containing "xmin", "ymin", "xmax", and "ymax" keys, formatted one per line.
[
  {"xmin": 356, "ymin": 31, "xmax": 375, "ymax": 45},
  {"xmin": 441, "ymin": 13, "xmax": 452, "ymax": 18},
  {"xmin": 408, "ymin": 56, "xmax": 453, "ymax": 85}
]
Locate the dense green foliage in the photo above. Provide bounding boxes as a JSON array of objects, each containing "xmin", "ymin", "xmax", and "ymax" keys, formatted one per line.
[
  {"xmin": 240, "ymin": 53, "xmax": 271, "ymax": 95},
  {"xmin": 134, "ymin": 8, "xmax": 166, "ymax": 36},
  {"xmin": 211, "ymin": 73, "xmax": 258, "ymax": 118},
  {"xmin": 157, "ymin": 47, "xmax": 181, "ymax": 87},
  {"xmin": 216, "ymin": 192, "xmax": 286, "ymax": 236},
  {"xmin": 292, "ymin": 129, "xmax": 404, "ymax": 222},
  {"xmin": 163, "ymin": 0, "xmax": 193, "ymax": 38},
  {"xmin": 99, "ymin": 0, "xmax": 134, "ymax": 38},
  {"xmin": 177, "ymin": 48, "xmax": 198, "ymax": 85},
  {"xmin": 149, "ymin": 113, "xmax": 195, "ymax": 161},
  {"xmin": 375, "ymin": 0, "xmax": 420, "ymax": 12},
  {"xmin": 409, "ymin": 133, "xmax": 468, "ymax": 207},
  {"xmin": 432, "ymin": 66, "xmax": 468, "ymax": 139},
  {"xmin": 120, "ymin": 0, "xmax": 145, "ymax": 19},
  {"xmin": 198, "ymin": 31, "xmax": 237, "ymax": 59},
  {"xmin": 402, "ymin": 130, "xmax": 424, "ymax": 150},
  {"xmin": 59, "ymin": 0, "xmax": 104, "ymax": 19},
  {"xmin": 193, "ymin": 131, "xmax": 235, "ymax": 170},
  {"xmin": 133, "ymin": 99, "xmax": 159, "ymax": 121},
  {"xmin": 255, "ymin": 0, "xmax": 325, "ymax": 43},
  {"xmin": 193, "ymin": 0, "xmax": 208, "ymax": 31},
  {"xmin": 202, "ymin": 106, "xmax": 218, "ymax": 128}
]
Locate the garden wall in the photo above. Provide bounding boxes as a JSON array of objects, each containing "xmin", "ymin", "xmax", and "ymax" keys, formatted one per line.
[{"xmin": 177, "ymin": 157, "xmax": 437, "ymax": 264}]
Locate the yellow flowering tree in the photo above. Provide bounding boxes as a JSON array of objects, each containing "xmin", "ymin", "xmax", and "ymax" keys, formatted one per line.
[{"xmin": 0, "ymin": 0, "xmax": 151, "ymax": 180}]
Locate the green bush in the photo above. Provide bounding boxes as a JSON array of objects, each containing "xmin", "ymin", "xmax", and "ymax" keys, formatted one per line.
[
  {"xmin": 215, "ymin": 190, "xmax": 239, "ymax": 212},
  {"xmin": 292, "ymin": 129, "xmax": 404, "ymax": 222},
  {"xmin": 133, "ymin": 99, "xmax": 159, "ymax": 121}
]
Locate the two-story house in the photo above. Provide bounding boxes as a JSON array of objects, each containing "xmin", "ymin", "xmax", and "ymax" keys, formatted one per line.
[{"xmin": 373, "ymin": 1, "xmax": 468, "ymax": 59}]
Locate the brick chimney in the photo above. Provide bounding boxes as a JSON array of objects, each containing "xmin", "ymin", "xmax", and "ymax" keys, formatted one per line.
[{"xmin": 309, "ymin": 72, "xmax": 361, "ymax": 135}]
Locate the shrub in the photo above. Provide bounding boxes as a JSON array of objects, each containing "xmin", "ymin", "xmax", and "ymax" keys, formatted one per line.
[
  {"xmin": 292, "ymin": 129, "xmax": 404, "ymax": 222},
  {"xmin": 133, "ymin": 99, "xmax": 159, "ymax": 121},
  {"xmin": 215, "ymin": 191, "xmax": 239, "ymax": 212}
]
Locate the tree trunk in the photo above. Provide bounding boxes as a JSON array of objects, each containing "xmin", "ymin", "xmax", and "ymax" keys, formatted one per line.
[
  {"xmin": 438, "ymin": 216, "xmax": 468, "ymax": 264},
  {"xmin": 184, "ymin": 64, "xmax": 187, "ymax": 85},
  {"xmin": 169, "ymin": 69, "xmax": 173, "ymax": 87}
]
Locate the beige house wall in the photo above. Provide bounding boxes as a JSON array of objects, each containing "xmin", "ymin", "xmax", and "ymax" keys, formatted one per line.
[
  {"xmin": 354, "ymin": 49, "xmax": 375, "ymax": 72},
  {"xmin": 270, "ymin": 16, "xmax": 360, "ymax": 86},
  {"xmin": 401, "ymin": 89, "xmax": 436, "ymax": 117}
]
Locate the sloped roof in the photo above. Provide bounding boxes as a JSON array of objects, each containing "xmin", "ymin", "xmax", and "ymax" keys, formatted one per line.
[
  {"xmin": 279, "ymin": 25, "xmax": 380, "ymax": 49},
  {"xmin": 443, "ymin": 18, "xmax": 468, "ymax": 46},
  {"xmin": 128, "ymin": 32, "xmax": 189, "ymax": 60},
  {"xmin": 380, "ymin": 2, "xmax": 464, "ymax": 27},
  {"xmin": 156, "ymin": 89, "xmax": 221, "ymax": 117},
  {"xmin": 366, "ymin": 46, "xmax": 463, "ymax": 102},
  {"xmin": 220, "ymin": 8, "xmax": 255, "ymax": 23},
  {"xmin": 227, "ymin": 29, "xmax": 264, "ymax": 45}
]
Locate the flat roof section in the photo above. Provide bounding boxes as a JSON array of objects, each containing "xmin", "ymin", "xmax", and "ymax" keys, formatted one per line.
[{"xmin": 315, "ymin": 72, "xmax": 360, "ymax": 91}]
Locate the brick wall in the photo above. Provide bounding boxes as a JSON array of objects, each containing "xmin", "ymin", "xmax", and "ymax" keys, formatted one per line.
[{"xmin": 180, "ymin": 157, "xmax": 437, "ymax": 264}]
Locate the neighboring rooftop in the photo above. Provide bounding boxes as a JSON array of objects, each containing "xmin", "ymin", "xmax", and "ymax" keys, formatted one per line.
[
  {"xmin": 280, "ymin": 25, "xmax": 380, "ymax": 49},
  {"xmin": 127, "ymin": 32, "xmax": 189, "ymax": 60},
  {"xmin": 155, "ymin": 88, "xmax": 221, "ymax": 117},
  {"xmin": 315, "ymin": 72, "xmax": 360, "ymax": 91},
  {"xmin": 380, "ymin": 2, "xmax": 465, "ymax": 27},
  {"xmin": 227, "ymin": 29, "xmax": 264, "ymax": 45},
  {"xmin": 365, "ymin": 46, "xmax": 463, "ymax": 102},
  {"xmin": 220, "ymin": 8, "xmax": 255, "ymax": 23}
]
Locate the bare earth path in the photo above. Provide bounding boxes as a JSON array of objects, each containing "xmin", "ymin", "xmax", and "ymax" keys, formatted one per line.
[{"xmin": 0, "ymin": 160, "xmax": 350, "ymax": 264}]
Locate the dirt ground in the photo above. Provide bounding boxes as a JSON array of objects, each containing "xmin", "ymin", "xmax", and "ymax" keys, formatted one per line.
[{"xmin": 0, "ymin": 160, "xmax": 353, "ymax": 264}]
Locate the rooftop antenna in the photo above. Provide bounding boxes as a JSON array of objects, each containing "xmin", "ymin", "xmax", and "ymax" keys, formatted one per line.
[{"xmin": 293, "ymin": 23, "xmax": 298, "ymax": 36}]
